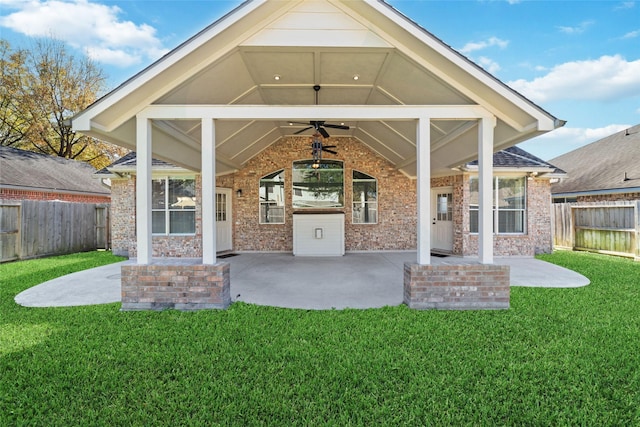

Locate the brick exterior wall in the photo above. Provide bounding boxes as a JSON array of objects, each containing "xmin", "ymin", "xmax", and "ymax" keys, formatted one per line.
[
  {"xmin": 0, "ymin": 188, "xmax": 110, "ymax": 204},
  {"xmin": 110, "ymin": 137, "xmax": 554, "ymax": 257},
  {"xmin": 121, "ymin": 261, "xmax": 230, "ymax": 310},
  {"xmin": 403, "ymin": 262, "xmax": 510, "ymax": 309},
  {"xmin": 462, "ymin": 176, "xmax": 553, "ymax": 256},
  {"xmin": 577, "ymin": 192, "xmax": 640, "ymax": 202}
]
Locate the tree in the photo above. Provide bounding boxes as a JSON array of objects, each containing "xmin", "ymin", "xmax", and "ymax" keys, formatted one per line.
[{"xmin": 0, "ymin": 38, "xmax": 127, "ymax": 169}]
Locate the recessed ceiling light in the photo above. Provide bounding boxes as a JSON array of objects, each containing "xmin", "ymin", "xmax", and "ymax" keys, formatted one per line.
[
  {"xmin": 353, "ymin": 74, "xmax": 360, "ymax": 81},
  {"xmin": 273, "ymin": 74, "xmax": 281, "ymax": 81}
]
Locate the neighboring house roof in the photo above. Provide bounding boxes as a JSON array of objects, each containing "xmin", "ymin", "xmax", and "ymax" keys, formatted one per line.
[
  {"xmin": 0, "ymin": 146, "xmax": 110, "ymax": 197},
  {"xmin": 550, "ymin": 124, "xmax": 640, "ymax": 197},
  {"xmin": 72, "ymin": 0, "xmax": 563, "ymax": 179},
  {"xmin": 467, "ymin": 146, "xmax": 565, "ymax": 175}
]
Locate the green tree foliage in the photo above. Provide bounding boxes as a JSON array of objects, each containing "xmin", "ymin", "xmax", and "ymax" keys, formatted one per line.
[{"xmin": 0, "ymin": 38, "xmax": 127, "ymax": 169}]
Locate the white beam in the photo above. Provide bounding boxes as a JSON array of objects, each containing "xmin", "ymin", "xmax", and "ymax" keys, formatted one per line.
[
  {"xmin": 136, "ymin": 116, "xmax": 152, "ymax": 264},
  {"xmin": 201, "ymin": 118, "xmax": 217, "ymax": 265},
  {"xmin": 416, "ymin": 117, "xmax": 431, "ymax": 265},
  {"xmin": 478, "ymin": 117, "xmax": 495, "ymax": 264},
  {"xmin": 137, "ymin": 104, "xmax": 494, "ymax": 123}
]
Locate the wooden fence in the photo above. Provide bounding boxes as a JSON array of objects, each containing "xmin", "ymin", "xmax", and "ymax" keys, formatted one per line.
[
  {"xmin": 552, "ymin": 201, "xmax": 640, "ymax": 260},
  {"xmin": 0, "ymin": 200, "xmax": 110, "ymax": 263}
]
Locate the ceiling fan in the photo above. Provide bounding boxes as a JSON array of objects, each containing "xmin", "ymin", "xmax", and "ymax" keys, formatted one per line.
[{"xmin": 290, "ymin": 85, "xmax": 350, "ymax": 139}]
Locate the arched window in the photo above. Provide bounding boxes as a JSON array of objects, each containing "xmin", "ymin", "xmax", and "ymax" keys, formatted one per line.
[
  {"xmin": 292, "ymin": 160, "xmax": 344, "ymax": 208},
  {"xmin": 352, "ymin": 170, "xmax": 377, "ymax": 224},
  {"xmin": 259, "ymin": 170, "xmax": 285, "ymax": 224}
]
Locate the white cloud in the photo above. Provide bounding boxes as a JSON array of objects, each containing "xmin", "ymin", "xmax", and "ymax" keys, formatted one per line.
[
  {"xmin": 614, "ymin": 1, "xmax": 635, "ymax": 10},
  {"xmin": 0, "ymin": 0, "xmax": 168, "ymax": 67},
  {"xmin": 477, "ymin": 56, "xmax": 501, "ymax": 74},
  {"xmin": 557, "ymin": 20, "xmax": 594, "ymax": 35},
  {"xmin": 459, "ymin": 37, "xmax": 509, "ymax": 55},
  {"xmin": 508, "ymin": 55, "xmax": 640, "ymax": 103},
  {"xmin": 623, "ymin": 29, "xmax": 640, "ymax": 39}
]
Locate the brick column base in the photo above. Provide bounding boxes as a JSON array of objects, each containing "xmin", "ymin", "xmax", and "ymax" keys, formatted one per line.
[
  {"xmin": 403, "ymin": 263, "xmax": 510, "ymax": 310},
  {"xmin": 121, "ymin": 262, "xmax": 231, "ymax": 311}
]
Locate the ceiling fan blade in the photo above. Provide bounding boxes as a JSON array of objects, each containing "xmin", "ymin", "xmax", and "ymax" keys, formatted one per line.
[
  {"xmin": 323, "ymin": 123, "xmax": 350, "ymax": 130},
  {"xmin": 322, "ymin": 145, "xmax": 336, "ymax": 149},
  {"xmin": 294, "ymin": 126, "xmax": 313, "ymax": 135},
  {"xmin": 323, "ymin": 148, "xmax": 338, "ymax": 155},
  {"xmin": 318, "ymin": 127, "xmax": 330, "ymax": 138}
]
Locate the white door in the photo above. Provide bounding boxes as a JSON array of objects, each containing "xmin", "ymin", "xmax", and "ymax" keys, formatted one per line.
[
  {"xmin": 431, "ymin": 187, "xmax": 454, "ymax": 252},
  {"xmin": 216, "ymin": 188, "xmax": 232, "ymax": 252}
]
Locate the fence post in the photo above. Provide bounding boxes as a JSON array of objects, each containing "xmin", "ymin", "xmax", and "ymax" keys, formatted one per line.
[{"xmin": 635, "ymin": 201, "xmax": 640, "ymax": 261}]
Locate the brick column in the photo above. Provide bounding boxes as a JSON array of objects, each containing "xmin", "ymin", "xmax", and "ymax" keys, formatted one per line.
[
  {"xmin": 404, "ymin": 263, "xmax": 509, "ymax": 310},
  {"xmin": 121, "ymin": 262, "xmax": 231, "ymax": 311}
]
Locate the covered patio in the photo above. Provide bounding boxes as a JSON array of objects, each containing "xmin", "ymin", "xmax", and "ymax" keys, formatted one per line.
[{"xmin": 72, "ymin": 0, "xmax": 563, "ymax": 311}]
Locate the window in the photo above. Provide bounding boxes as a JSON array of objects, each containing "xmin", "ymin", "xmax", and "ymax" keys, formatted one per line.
[
  {"xmin": 470, "ymin": 176, "xmax": 526, "ymax": 234},
  {"xmin": 292, "ymin": 160, "xmax": 344, "ymax": 208},
  {"xmin": 259, "ymin": 170, "xmax": 285, "ymax": 224},
  {"xmin": 152, "ymin": 177, "xmax": 196, "ymax": 234},
  {"xmin": 352, "ymin": 170, "xmax": 377, "ymax": 224}
]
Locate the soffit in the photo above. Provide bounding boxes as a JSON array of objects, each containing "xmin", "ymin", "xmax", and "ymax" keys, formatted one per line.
[{"xmin": 76, "ymin": 0, "xmax": 559, "ymax": 177}]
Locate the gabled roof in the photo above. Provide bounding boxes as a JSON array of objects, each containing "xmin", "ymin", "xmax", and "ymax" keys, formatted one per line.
[
  {"xmin": 550, "ymin": 124, "xmax": 640, "ymax": 196},
  {"xmin": 73, "ymin": 0, "xmax": 562, "ymax": 178},
  {"xmin": 467, "ymin": 146, "xmax": 565, "ymax": 175},
  {"xmin": 0, "ymin": 146, "xmax": 110, "ymax": 196}
]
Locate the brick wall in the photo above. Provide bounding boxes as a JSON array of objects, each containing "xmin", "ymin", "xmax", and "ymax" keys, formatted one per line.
[
  {"xmin": 110, "ymin": 137, "xmax": 555, "ymax": 257},
  {"xmin": 121, "ymin": 262, "xmax": 230, "ymax": 310},
  {"xmin": 233, "ymin": 136, "xmax": 417, "ymax": 252},
  {"xmin": 404, "ymin": 262, "xmax": 510, "ymax": 310},
  {"xmin": 0, "ymin": 188, "xmax": 110, "ymax": 204},
  {"xmin": 578, "ymin": 192, "xmax": 640, "ymax": 202},
  {"xmin": 462, "ymin": 175, "xmax": 554, "ymax": 256}
]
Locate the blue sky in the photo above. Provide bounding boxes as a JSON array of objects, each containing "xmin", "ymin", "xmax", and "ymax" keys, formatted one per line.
[{"xmin": 1, "ymin": 0, "xmax": 639, "ymax": 160}]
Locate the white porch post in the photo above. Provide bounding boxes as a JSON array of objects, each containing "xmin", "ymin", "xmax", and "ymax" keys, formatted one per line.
[
  {"xmin": 478, "ymin": 117, "xmax": 495, "ymax": 264},
  {"xmin": 416, "ymin": 117, "xmax": 431, "ymax": 265},
  {"xmin": 201, "ymin": 118, "xmax": 217, "ymax": 265},
  {"xmin": 136, "ymin": 116, "xmax": 152, "ymax": 265}
]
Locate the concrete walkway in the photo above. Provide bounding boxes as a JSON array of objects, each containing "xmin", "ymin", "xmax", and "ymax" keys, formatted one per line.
[{"xmin": 14, "ymin": 253, "xmax": 590, "ymax": 309}]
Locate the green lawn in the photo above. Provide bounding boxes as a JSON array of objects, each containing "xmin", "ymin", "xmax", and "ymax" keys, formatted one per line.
[{"xmin": 1, "ymin": 251, "xmax": 639, "ymax": 425}]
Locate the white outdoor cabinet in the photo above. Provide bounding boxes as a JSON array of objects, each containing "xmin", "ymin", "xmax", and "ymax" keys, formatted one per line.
[{"xmin": 293, "ymin": 213, "xmax": 345, "ymax": 256}]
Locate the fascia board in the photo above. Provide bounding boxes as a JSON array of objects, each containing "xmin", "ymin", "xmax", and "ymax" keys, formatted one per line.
[{"xmin": 345, "ymin": 0, "xmax": 559, "ymax": 131}]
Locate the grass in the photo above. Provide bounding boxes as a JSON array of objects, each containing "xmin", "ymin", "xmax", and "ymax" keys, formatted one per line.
[{"xmin": 1, "ymin": 250, "xmax": 639, "ymax": 425}]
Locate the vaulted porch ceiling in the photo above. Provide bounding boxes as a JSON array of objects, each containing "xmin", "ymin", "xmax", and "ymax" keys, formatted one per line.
[{"xmin": 73, "ymin": 0, "xmax": 561, "ymax": 177}]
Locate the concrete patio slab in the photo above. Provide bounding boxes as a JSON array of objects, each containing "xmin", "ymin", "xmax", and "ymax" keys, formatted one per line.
[{"xmin": 14, "ymin": 253, "xmax": 590, "ymax": 309}]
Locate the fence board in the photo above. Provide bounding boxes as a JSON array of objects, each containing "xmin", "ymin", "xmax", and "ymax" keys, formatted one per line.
[
  {"xmin": 0, "ymin": 201, "xmax": 110, "ymax": 262},
  {"xmin": 552, "ymin": 201, "xmax": 639, "ymax": 260}
]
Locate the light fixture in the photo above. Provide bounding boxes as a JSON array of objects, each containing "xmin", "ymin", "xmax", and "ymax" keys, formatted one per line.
[
  {"xmin": 273, "ymin": 74, "xmax": 281, "ymax": 81},
  {"xmin": 312, "ymin": 160, "xmax": 320, "ymax": 169},
  {"xmin": 353, "ymin": 74, "xmax": 360, "ymax": 81},
  {"xmin": 236, "ymin": 189, "xmax": 242, "ymax": 197}
]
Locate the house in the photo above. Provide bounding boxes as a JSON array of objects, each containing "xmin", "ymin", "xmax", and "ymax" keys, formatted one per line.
[
  {"xmin": 0, "ymin": 146, "xmax": 110, "ymax": 203},
  {"xmin": 550, "ymin": 124, "xmax": 640, "ymax": 202},
  {"xmin": 101, "ymin": 146, "xmax": 565, "ymax": 259},
  {"xmin": 72, "ymin": 0, "xmax": 564, "ymax": 311}
]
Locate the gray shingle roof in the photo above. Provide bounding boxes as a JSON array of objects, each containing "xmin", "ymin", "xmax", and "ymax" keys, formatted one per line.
[
  {"xmin": 550, "ymin": 124, "xmax": 640, "ymax": 195},
  {"xmin": 0, "ymin": 146, "xmax": 110, "ymax": 196},
  {"xmin": 468, "ymin": 146, "xmax": 564, "ymax": 173},
  {"xmin": 97, "ymin": 151, "xmax": 186, "ymax": 175}
]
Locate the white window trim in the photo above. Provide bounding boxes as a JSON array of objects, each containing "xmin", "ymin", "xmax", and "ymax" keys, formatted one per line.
[
  {"xmin": 151, "ymin": 175, "xmax": 197, "ymax": 236},
  {"xmin": 352, "ymin": 170, "xmax": 378, "ymax": 225},
  {"xmin": 259, "ymin": 169, "xmax": 286, "ymax": 224},
  {"xmin": 469, "ymin": 175, "xmax": 527, "ymax": 235}
]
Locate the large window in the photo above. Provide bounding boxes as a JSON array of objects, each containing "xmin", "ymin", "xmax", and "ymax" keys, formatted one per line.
[
  {"xmin": 259, "ymin": 170, "xmax": 285, "ymax": 224},
  {"xmin": 352, "ymin": 170, "xmax": 377, "ymax": 224},
  {"xmin": 292, "ymin": 160, "xmax": 344, "ymax": 208},
  {"xmin": 470, "ymin": 176, "xmax": 526, "ymax": 234},
  {"xmin": 152, "ymin": 177, "xmax": 196, "ymax": 234}
]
